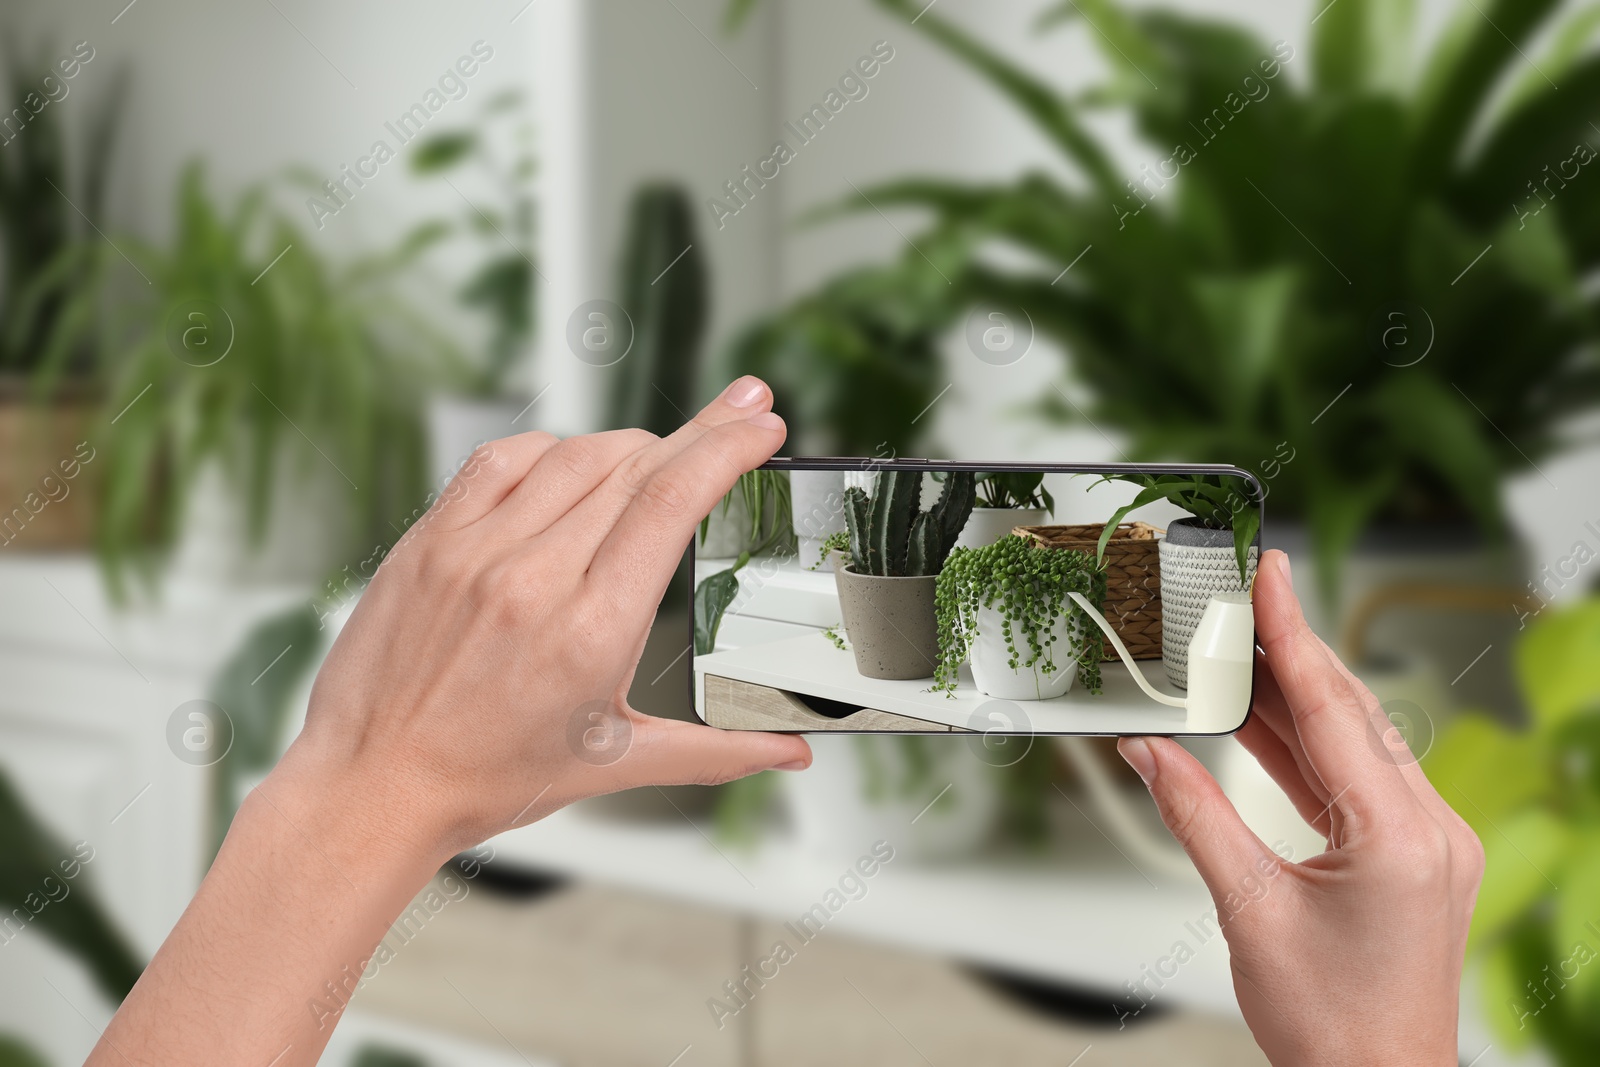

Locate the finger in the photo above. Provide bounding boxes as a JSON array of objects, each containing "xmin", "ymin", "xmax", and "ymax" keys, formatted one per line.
[
  {"xmin": 1234, "ymin": 715, "xmax": 1332, "ymax": 839},
  {"xmin": 423, "ymin": 431, "xmax": 560, "ymax": 529},
  {"xmin": 538, "ymin": 376, "xmax": 778, "ymax": 551},
  {"xmin": 604, "ymin": 714, "xmax": 812, "ymax": 791},
  {"xmin": 1250, "ymin": 648, "xmax": 1331, "ymax": 804},
  {"xmin": 1253, "ymin": 550, "xmax": 1418, "ymax": 830},
  {"xmin": 481, "ymin": 428, "xmax": 660, "ymax": 538},
  {"xmin": 1118, "ymin": 737, "xmax": 1278, "ymax": 898},
  {"xmin": 584, "ymin": 411, "xmax": 786, "ymax": 594},
  {"xmin": 1308, "ymin": 628, "xmax": 1469, "ymax": 835}
]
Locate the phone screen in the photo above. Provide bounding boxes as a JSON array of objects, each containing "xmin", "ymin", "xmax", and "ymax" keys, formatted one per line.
[{"xmin": 689, "ymin": 462, "xmax": 1262, "ymax": 737}]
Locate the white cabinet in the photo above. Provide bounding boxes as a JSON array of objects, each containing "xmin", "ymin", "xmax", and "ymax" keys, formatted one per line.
[{"xmin": 0, "ymin": 557, "xmax": 298, "ymax": 1066}]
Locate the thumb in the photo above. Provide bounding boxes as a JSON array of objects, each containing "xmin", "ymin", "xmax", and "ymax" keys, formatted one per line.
[
  {"xmin": 605, "ymin": 712, "xmax": 813, "ymax": 791},
  {"xmin": 1118, "ymin": 736, "xmax": 1277, "ymax": 899}
]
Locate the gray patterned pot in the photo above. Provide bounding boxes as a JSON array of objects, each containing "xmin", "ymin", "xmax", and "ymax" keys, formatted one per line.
[
  {"xmin": 834, "ymin": 566, "xmax": 939, "ymax": 680},
  {"xmin": 1159, "ymin": 518, "xmax": 1259, "ymax": 689}
]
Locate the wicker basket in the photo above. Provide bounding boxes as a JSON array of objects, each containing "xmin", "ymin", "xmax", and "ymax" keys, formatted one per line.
[{"xmin": 1013, "ymin": 522, "xmax": 1163, "ymax": 660}]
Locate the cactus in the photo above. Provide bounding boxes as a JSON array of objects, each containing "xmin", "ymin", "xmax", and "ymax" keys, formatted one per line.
[
  {"xmin": 603, "ymin": 183, "xmax": 706, "ymax": 437},
  {"xmin": 843, "ymin": 471, "xmax": 975, "ymax": 576}
]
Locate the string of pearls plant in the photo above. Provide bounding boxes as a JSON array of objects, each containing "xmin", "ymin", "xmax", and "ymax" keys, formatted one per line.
[{"xmin": 933, "ymin": 535, "xmax": 1107, "ymax": 696}]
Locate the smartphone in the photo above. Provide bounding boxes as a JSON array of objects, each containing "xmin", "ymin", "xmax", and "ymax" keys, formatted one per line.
[{"xmin": 689, "ymin": 459, "xmax": 1263, "ymax": 737}]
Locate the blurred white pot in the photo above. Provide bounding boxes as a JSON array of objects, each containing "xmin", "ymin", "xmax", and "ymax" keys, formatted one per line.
[
  {"xmin": 790, "ymin": 470, "xmax": 847, "ymax": 569},
  {"xmin": 782, "ymin": 735, "xmax": 1000, "ymax": 864},
  {"xmin": 427, "ymin": 393, "xmax": 532, "ymax": 490},
  {"xmin": 170, "ymin": 454, "xmax": 350, "ymax": 587}
]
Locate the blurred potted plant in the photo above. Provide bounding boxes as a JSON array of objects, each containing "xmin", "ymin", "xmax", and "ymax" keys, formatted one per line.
[
  {"xmin": 725, "ymin": 251, "xmax": 961, "ymax": 458},
  {"xmin": 96, "ymin": 165, "xmax": 436, "ymax": 596},
  {"xmin": 1424, "ymin": 595, "xmax": 1600, "ymax": 1066},
  {"xmin": 793, "ymin": 0, "xmax": 1600, "ymax": 708},
  {"xmin": 1095, "ymin": 473, "xmax": 1260, "ymax": 688},
  {"xmin": 955, "ymin": 471, "xmax": 1056, "ymax": 549},
  {"xmin": 0, "ymin": 47, "xmax": 122, "ymax": 550},
  {"xmin": 934, "ymin": 534, "xmax": 1104, "ymax": 700},
  {"xmin": 835, "ymin": 469, "xmax": 975, "ymax": 679},
  {"xmin": 408, "ymin": 89, "xmax": 538, "ymax": 484}
]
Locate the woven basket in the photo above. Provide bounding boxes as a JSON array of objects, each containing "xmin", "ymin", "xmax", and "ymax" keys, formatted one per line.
[{"xmin": 1013, "ymin": 522, "xmax": 1163, "ymax": 660}]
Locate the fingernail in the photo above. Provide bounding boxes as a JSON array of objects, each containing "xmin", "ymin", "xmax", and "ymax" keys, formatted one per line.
[
  {"xmin": 1118, "ymin": 738, "xmax": 1157, "ymax": 786},
  {"xmin": 1276, "ymin": 551, "xmax": 1292, "ymax": 584},
  {"xmin": 723, "ymin": 376, "xmax": 766, "ymax": 408},
  {"xmin": 773, "ymin": 759, "xmax": 808, "ymax": 771},
  {"xmin": 747, "ymin": 411, "xmax": 784, "ymax": 430}
]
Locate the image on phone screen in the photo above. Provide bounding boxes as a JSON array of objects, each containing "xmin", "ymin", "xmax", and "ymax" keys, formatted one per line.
[{"xmin": 689, "ymin": 461, "xmax": 1262, "ymax": 737}]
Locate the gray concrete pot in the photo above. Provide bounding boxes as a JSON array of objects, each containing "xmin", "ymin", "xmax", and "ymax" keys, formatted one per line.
[
  {"xmin": 1160, "ymin": 517, "xmax": 1258, "ymax": 689},
  {"xmin": 834, "ymin": 565, "xmax": 939, "ymax": 680}
]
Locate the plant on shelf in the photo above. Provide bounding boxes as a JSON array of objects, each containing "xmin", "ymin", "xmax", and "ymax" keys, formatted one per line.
[
  {"xmin": 699, "ymin": 469, "xmax": 794, "ymax": 559},
  {"xmin": 95, "ymin": 165, "xmax": 441, "ymax": 597},
  {"xmin": 724, "ymin": 254, "xmax": 961, "ymax": 457},
  {"xmin": 976, "ymin": 472, "xmax": 1054, "ymax": 513},
  {"xmin": 602, "ymin": 183, "xmax": 706, "ymax": 438},
  {"xmin": 788, "ymin": 0, "xmax": 1600, "ymax": 601},
  {"xmin": 0, "ymin": 47, "xmax": 122, "ymax": 388},
  {"xmin": 407, "ymin": 89, "xmax": 537, "ymax": 399},
  {"xmin": 841, "ymin": 470, "xmax": 975, "ymax": 578},
  {"xmin": 1093, "ymin": 472, "xmax": 1260, "ymax": 689},
  {"xmin": 1423, "ymin": 595, "xmax": 1600, "ymax": 1067},
  {"xmin": 832, "ymin": 469, "xmax": 975, "ymax": 680},
  {"xmin": 958, "ymin": 471, "xmax": 1058, "ymax": 549},
  {"xmin": 934, "ymin": 535, "xmax": 1105, "ymax": 699},
  {"xmin": 1093, "ymin": 473, "xmax": 1259, "ymax": 582}
]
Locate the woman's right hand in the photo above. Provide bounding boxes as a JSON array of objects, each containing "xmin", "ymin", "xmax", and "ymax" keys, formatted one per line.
[{"xmin": 1118, "ymin": 550, "xmax": 1483, "ymax": 1066}]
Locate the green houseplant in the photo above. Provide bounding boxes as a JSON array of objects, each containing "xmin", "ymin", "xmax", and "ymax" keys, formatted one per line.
[
  {"xmin": 1424, "ymin": 595, "xmax": 1600, "ymax": 1066},
  {"xmin": 833, "ymin": 469, "xmax": 976, "ymax": 679},
  {"xmin": 0, "ymin": 45, "xmax": 123, "ymax": 552},
  {"xmin": 1093, "ymin": 473, "xmax": 1260, "ymax": 688},
  {"xmin": 934, "ymin": 534, "xmax": 1105, "ymax": 699},
  {"xmin": 956, "ymin": 471, "xmax": 1058, "ymax": 550},
  {"xmin": 96, "ymin": 165, "xmax": 437, "ymax": 597},
  {"xmin": 798, "ymin": 0, "xmax": 1600, "ymax": 605}
]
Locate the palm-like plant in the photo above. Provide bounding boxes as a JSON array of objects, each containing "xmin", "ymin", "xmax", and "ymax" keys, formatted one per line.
[{"xmin": 804, "ymin": 0, "xmax": 1600, "ymax": 598}]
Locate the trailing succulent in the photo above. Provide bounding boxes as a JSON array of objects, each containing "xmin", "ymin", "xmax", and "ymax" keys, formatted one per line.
[
  {"xmin": 934, "ymin": 535, "xmax": 1107, "ymax": 696},
  {"xmin": 841, "ymin": 470, "xmax": 976, "ymax": 577}
]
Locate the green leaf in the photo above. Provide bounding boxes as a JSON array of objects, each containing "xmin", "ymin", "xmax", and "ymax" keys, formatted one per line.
[
  {"xmin": 1555, "ymin": 830, "xmax": 1600, "ymax": 1002},
  {"xmin": 409, "ymin": 131, "xmax": 476, "ymax": 173},
  {"xmin": 1468, "ymin": 808, "xmax": 1567, "ymax": 948},
  {"xmin": 0, "ymin": 1036, "xmax": 49, "ymax": 1067},
  {"xmin": 1518, "ymin": 599, "xmax": 1600, "ymax": 734},
  {"xmin": 0, "ymin": 771, "xmax": 144, "ymax": 1003},
  {"xmin": 1424, "ymin": 715, "xmax": 1547, "ymax": 836},
  {"xmin": 1189, "ymin": 268, "xmax": 1297, "ymax": 412},
  {"xmin": 1477, "ymin": 933, "xmax": 1539, "ymax": 1051},
  {"xmin": 694, "ymin": 552, "xmax": 750, "ymax": 655}
]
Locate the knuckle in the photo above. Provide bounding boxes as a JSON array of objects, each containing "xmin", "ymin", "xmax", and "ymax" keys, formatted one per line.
[
  {"xmin": 549, "ymin": 436, "xmax": 605, "ymax": 483},
  {"xmin": 639, "ymin": 469, "xmax": 696, "ymax": 518},
  {"xmin": 477, "ymin": 559, "xmax": 544, "ymax": 627}
]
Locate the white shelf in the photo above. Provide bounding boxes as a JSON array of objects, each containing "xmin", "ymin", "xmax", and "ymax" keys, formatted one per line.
[
  {"xmin": 695, "ymin": 631, "xmax": 1193, "ymax": 734},
  {"xmin": 490, "ymin": 800, "xmax": 1237, "ymax": 1017}
]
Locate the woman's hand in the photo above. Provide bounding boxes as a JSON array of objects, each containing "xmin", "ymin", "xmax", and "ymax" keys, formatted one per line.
[
  {"xmin": 1118, "ymin": 550, "xmax": 1483, "ymax": 1067},
  {"xmin": 92, "ymin": 377, "xmax": 810, "ymax": 1067},
  {"xmin": 274, "ymin": 374, "xmax": 812, "ymax": 860}
]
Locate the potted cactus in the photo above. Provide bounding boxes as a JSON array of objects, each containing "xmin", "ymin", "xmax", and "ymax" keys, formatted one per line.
[{"xmin": 833, "ymin": 469, "xmax": 976, "ymax": 679}]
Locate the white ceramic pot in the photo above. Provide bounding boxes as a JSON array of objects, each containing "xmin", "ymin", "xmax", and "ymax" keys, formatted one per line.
[
  {"xmin": 968, "ymin": 603, "xmax": 1080, "ymax": 700},
  {"xmin": 426, "ymin": 393, "xmax": 533, "ymax": 490},
  {"xmin": 1159, "ymin": 518, "xmax": 1259, "ymax": 689},
  {"xmin": 790, "ymin": 470, "xmax": 847, "ymax": 569},
  {"xmin": 956, "ymin": 507, "xmax": 1048, "ymax": 551},
  {"xmin": 782, "ymin": 735, "xmax": 1001, "ymax": 864},
  {"xmin": 170, "ymin": 453, "xmax": 351, "ymax": 586}
]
